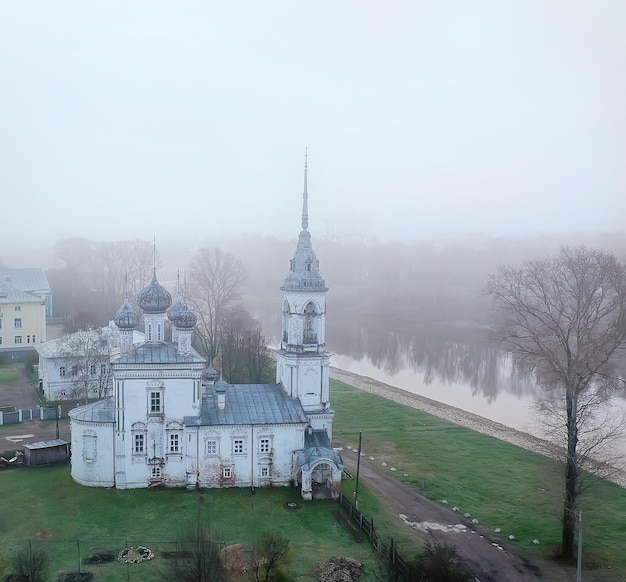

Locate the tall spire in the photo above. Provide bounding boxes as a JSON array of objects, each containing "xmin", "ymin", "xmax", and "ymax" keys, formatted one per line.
[{"xmin": 302, "ymin": 148, "xmax": 309, "ymax": 231}]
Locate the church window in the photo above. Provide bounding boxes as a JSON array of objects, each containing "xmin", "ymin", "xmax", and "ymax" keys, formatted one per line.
[
  {"xmin": 306, "ymin": 262, "xmax": 311, "ymax": 271},
  {"xmin": 260, "ymin": 467, "xmax": 269, "ymax": 478},
  {"xmin": 206, "ymin": 440, "xmax": 218, "ymax": 455},
  {"xmin": 59, "ymin": 366, "xmax": 66, "ymax": 378},
  {"xmin": 150, "ymin": 391, "xmax": 162, "ymax": 414},
  {"xmin": 233, "ymin": 439, "xmax": 244, "ymax": 454},
  {"xmin": 259, "ymin": 438, "xmax": 270, "ymax": 453},
  {"xmin": 169, "ymin": 433, "xmax": 180, "ymax": 454},
  {"xmin": 148, "ymin": 324, "xmax": 152, "ymax": 341},
  {"xmin": 83, "ymin": 435, "xmax": 96, "ymax": 462},
  {"xmin": 223, "ymin": 467, "xmax": 232, "ymax": 478},
  {"xmin": 134, "ymin": 434, "xmax": 145, "ymax": 454},
  {"xmin": 303, "ymin": 302, "xmax": 317, "ymax": 343},
  {"xmin": 151, "ymin": 465, "xmax": 162, "ymax": 479}
]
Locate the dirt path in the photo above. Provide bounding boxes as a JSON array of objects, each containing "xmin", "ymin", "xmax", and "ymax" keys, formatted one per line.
[{"xmin": 339, "ymin": 446, "xmax": 541, "ymax": 581}]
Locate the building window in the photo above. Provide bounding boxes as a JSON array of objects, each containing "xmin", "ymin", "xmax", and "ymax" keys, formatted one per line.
[
  {"xmin": 83, "ymin": 435, "xmax": 96, "ymax": 462},
  {"xmin": 15, "ymin": 336, "xmax": 22, "ymax": 344},
  {"xmin": 259, "ymin": 438, "xmax": 270, "ymax": 453},
  {"xmin": 32, "ymin": 335, "xmax": 36, "ymax": 343},
  {"xmin": 134, "ymin": 434, "xmax": 145, "ymax": 454},
  {"xmin": 0, "ymin": 319, "xmax": 3, "ymax": 329},
  {"xmin": 206, "ymin": 440, "xmax": 217, "ymax": 455},
  {"xmin": 223, "ymin": 467, "xmax": 232, "ymax": 479},
  {"xmin": 150, "ymin": 392, "xmax": 162, "ymax": 414},
  {"xmin": 89, "ymin": 364, "xmax": 96, "ymax": 375},
  {"xmin": 71, "ymin": 365, "xmax": 78, "ymax": 377},
  {"xmin": 151, "ymin": 465, "xmax": 162, "ymax": 479},
  {"xmin": 169, "ymin": 433, "xmax": 180, "ymax": 454},
  {"xmin": 0, "ymin": 337, "xmax": 2, "ymax": 345},
  {"xmin": 26, "ymin": 335, "xmax": 31, "ymax": 343},
  {"xmin": 101, "ymin": 363, "xmax": 107, "ymax": 375},
  {"xmin": 59, "ymin": 366, "xmax": 66, "ymax": 378},
  {"xmin": 14, "ymin": 306, "xmax": 21, "ymax": 311},
  {"xmin": 148, "ymin": 324, "xmax": 152, "ymax": 342},
  {"xmin": 14, "ymin": 318, "xmax": 22, "ymax": 330},
  {"xmin": 260, "ymin": 467, "xmax": 269, "ymax": 478},
  {"xmin": 233, "ymin": 439, "xmax": 244, "ymax": 454}
]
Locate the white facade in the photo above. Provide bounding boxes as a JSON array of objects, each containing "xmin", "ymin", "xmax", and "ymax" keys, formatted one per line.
[{"xmin": 70, "ymin": 162, "xmax": 343, "ymax": 499}]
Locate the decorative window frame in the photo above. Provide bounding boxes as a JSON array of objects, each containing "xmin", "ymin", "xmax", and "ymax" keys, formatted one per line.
[
  {"xmin": 83, "ymin": 431, "xmax": 97, "ymax": 463},
  {"xmin": 232, "ymin": 436, "xmax": 246, "ymax": 455},
  {"xmin": 131, "ymin": 422, "xmax": 147, "ymax": 458},
  {"xmin": 166, "ymin": 421, "xmax": 183, "ymax": 457},
  {"xmin": 147, "ymin": 380, "xmax": 165, "ymax": 416},
  {"xmin": 259, "ymin": 436, "xmax": 272, "ymax": 454},
  {"xmin": 223, "ymin": 467, "xmax": 233, "ymax": 479}
]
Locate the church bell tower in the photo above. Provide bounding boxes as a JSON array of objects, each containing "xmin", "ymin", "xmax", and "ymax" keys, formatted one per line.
[{"xmin": 276, "ymin": 154, "xmax": 333, "ymax": 434}]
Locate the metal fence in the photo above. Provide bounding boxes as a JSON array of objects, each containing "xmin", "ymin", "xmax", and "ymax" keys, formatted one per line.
[
  {"xmin": 0, "ymin": 406, "xmax": 59, "ymax": 425},
  {"xmin": 338, "ymin": 492, "xmax": 413, "ymax": 581}
]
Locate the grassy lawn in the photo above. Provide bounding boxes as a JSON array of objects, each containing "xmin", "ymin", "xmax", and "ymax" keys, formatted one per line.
[
  {"xmin": 0, "ymin": 465, "xmax": 385, "ymax": 581},
  {"xmin": 332, "ymin": 379, "xmax": 626, "ymax": 580},
  {"xmin": 0, "ymin": 365, "xmax": 19, "ymax": 385},
  {"xmin": 2, "ymin": 376, "xmax": 626, "ymax": 580}
]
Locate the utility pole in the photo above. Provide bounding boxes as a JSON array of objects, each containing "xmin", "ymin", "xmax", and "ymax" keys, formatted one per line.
[
  {"xmin": 354, "ymin": 432, "xmax": 362, "ymax": 510},
  {"xmin": 576, "ymin": 511, "xmax": 583, "ymax": 582}
]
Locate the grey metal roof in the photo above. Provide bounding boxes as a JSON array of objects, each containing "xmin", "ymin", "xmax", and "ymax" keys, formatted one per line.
[
  {"xmin": 137, "ymin": 271, "xmax": 172, "ymax": 313},
  {"xmin": 69, "ymin": 398, "xmax": 115, "ymax": 423},
  {"xmin": 185, "ymin": 383, "xmax": 308, "ymax": 426},
  {"xmin": 0, "ymin": 280, "xmax": 44, "ymax": 304},
  {"xmin": 0, "ymin": 268, "xmax": 51, "ymax": 294},
  {"xmin": 295, "ymin": 430, "xmax": 344, "ymax": 470},
  {"xmin": 23, "ymin": 439, "xmax": 69, "ymax": 450},
  {"xmin": 113, "ymin": 342, "xmax": 205, "ymax": 365}
]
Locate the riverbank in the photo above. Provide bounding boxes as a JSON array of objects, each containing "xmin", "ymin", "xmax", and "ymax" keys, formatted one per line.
[{"xmin": 330, "ymin": 367, "xmax": 626, "ymax": 488}]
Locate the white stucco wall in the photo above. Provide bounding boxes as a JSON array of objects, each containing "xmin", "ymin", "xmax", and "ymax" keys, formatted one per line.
[{"xmin": 70, "ymin": 419, "xmax": 115, "ymax": 487}]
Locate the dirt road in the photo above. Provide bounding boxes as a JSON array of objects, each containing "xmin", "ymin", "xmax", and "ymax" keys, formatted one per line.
[{"xmin": 339, "ymin": 446, "xmax": 541, "ymax": 581}]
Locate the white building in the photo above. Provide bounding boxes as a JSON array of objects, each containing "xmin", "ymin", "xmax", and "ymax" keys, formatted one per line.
[
  {"xmin": 36, "ymin": 324, "xmax": 144, "ymax": 400},
  {"xmin": 69, "ymin": 163, "xmax": 343, "ymax": 500}
]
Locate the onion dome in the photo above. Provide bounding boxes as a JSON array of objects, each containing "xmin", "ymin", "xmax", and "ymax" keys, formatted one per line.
[
  {"xmin": 114, "ymin": 297, "xmax": 138, "ymax": 330},
  {"xmin": 137, "ymin": 271, "xmax": 172, "ymax": 313},
  {"xmin": 167, "ymin": 296, "xmax": 184, "ymax": 321},
  {"xmin": 215, "ymin": 375, "xmax": 229, "ymax": 393},
  {"xmin": 202, "ymin": 364, "xmax": 219, "ymax": 384},
  {"xmin": 173, "ymin": 303, "xmax": 197, "ymax": 329}
]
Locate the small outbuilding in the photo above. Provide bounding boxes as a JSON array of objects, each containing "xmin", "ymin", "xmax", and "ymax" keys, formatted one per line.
[{"xmin": 23, "ymin": 439, "xmax": 70, "ymax": 467}]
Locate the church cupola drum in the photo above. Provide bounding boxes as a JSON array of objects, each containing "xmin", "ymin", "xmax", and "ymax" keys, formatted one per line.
[{"xmin": 276, "ymin": 154, "xmax": 333, "ymax": 422}]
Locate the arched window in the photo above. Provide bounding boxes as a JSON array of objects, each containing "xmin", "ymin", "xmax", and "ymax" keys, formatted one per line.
[{"xmin": 303, "ymin": 302, "xmax": 317, "ymax": 343}]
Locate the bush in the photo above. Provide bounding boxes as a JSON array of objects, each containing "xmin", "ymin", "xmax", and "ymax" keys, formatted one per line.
[
  {"xmin": 410, "ymin": 542, "xmax": 472, "ymax": 582},
  {"xmin": 11, "ymin": 545, "xmax": 49, "ymax": 582}
]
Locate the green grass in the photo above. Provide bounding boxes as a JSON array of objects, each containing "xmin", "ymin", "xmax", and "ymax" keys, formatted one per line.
[
  {"xmin": 3, "ymin": 377, "xmax": 626, "ymax": 580},
  {"xmin": 0, "ymin": 465, "xmax": 383, "ymax": 581},
  {"xmin": 0, "ymin": 365, "xmax": 19, "ymax": 384},
  {"xmin": 331, "ymin": 379, "xmax": 626, "ymax": 580}
]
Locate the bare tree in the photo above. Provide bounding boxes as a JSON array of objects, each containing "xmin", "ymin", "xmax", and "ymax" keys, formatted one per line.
[
  {"xmin": 53, "ymin": 238, "xmax": 155, "ymax": 328},
  {"xmin": 220, "ymin": 305, "xmax": 274, "ymax": 384},
  {"xmin": 58, "ymin": 328, "xmax": 113, "ymax": 400},
  {"xmin": 187, "ymin": 247, "xmax": 248, "ymax": 363},
  {"xmin": 12, "ymin": 543, "xmax": 49, "ymax": 582},
  {"xmin": 486, "ymin": 245, "xmax": 626, "ymax": 560},
  {"xmin": 163, "ymin": 518, "xmax": 224, "ymax": 582},
  {"xmin": 253, "ymin": 532, "xmax": 291, "ymax": 582}
]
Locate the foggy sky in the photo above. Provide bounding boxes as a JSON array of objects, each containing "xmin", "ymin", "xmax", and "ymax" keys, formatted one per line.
[{"xmin": 2, "ymin": 1, "xmax": 625, "ymax": 244}]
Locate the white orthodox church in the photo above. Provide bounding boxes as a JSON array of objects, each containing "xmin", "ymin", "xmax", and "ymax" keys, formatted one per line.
[{"xmin": 69, "ymin": 164, "xmax": 344, "ymax": 500}]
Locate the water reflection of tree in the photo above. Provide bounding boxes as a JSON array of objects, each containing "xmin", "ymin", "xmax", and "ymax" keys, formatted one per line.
[{"xmin": 329, "ymin": 319, "xmax": 536, "ymax": 401}]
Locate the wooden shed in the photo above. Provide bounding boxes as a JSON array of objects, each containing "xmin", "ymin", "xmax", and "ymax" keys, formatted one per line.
[{"xmin": 23, "ymin": 439, "xmax": 69, "ymax": 467}]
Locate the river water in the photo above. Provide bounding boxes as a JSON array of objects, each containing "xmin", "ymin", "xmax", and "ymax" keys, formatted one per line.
[{"xmin": 325, "ymin": 314, "xmax": 626, "ymax": 457}]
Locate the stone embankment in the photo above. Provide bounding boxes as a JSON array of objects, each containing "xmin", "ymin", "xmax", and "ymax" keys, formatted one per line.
[{"xmin": 330, "ymin": 367, "xmax": 626, "ymax": 488}]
